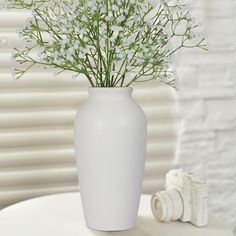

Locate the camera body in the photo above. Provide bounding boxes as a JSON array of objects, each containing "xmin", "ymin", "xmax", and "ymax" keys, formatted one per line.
[
  {"xmin": 166, "ymin": 169, "xmax": 208, "ymax": 226},
  {"xmin": 151, "ymin": 169, "xmax": 208, "ymax": 227}
]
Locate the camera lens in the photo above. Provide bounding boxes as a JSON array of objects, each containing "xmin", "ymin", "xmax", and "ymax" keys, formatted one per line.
[{"xmin": 151, "ymin": 189, "xmax": 184, "ymax": 222}]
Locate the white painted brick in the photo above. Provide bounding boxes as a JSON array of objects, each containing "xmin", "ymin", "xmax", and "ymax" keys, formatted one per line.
[
  {"xmin": 176, "ymin": 0, "xmax": 236, "ymax": 231},
  {"xmin": 206, "ymin": 31, "xmax": 236, "ymax": 50},
  {"xmin": 198, "ymin": 64, "xmax": 236, "ymax": 79},
  {"xmin": 179, "ymin": 130, "xmax": 215, "ymax": 143},
  {"xmin": 198, "ymin": 88, "xmax": 235, "ymax": 99},
  {"xmin": 205, "ymin": 119, "xmax": 236, "ymax": 130},
  {"xmin": 177, "ymin": 50, "xmax": 235, "ymax": 66},
  {"xmin": 198, "ymin": 79, "xmax": 235, "ymax": 89},
  {"xmin": 204, "ymin": 0, "xmax": 236, "ymax": 18},
  {"xmin": 204, "ymin": 99, "xmax": 236, "ymax": 120},
  {"xmin": 215, "ymin": 130, "xmax": 236, "ymax": 152},
  {"xmin": 177, "ymin": 100, "xmax": 206, "ymax": 119},
  {"xmin": 176, "ymin": 67, "xmax": 199, "ymax": 90}
]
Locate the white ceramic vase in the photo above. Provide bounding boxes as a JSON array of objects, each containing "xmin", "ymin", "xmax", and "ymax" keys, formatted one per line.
[{"xmin": 74, "ymin": 87, "xmax": 147, "ymax": 231}]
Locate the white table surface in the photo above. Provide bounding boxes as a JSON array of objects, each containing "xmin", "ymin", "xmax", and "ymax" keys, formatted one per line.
[{"xmin": 0, "ymin": 192, "xmax": 233, "ymax": 236}]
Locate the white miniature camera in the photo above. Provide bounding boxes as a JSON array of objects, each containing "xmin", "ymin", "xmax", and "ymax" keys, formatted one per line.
[{"xmin": 151, "ymin": 169, "xmax": 208, "ymax": 227}]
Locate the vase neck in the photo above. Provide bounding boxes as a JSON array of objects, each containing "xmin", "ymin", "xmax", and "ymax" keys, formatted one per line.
[{"xmin": 88, "ymin": 87, "xmax": 133, "ymax": 99}]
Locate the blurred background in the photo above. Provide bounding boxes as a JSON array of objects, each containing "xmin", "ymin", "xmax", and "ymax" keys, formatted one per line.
[
  {"xmin": 0, "ymin": 0, "xmax": 235, "ymax": 234},
  {"xmin": 175, "ymin": 0, "xmax": 236, "ymax": 233}
]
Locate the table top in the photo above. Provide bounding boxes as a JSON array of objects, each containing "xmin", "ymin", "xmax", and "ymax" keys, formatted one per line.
[{"xmin": 0, "ymin": 192, "xmax": 233, "ymax": 236}]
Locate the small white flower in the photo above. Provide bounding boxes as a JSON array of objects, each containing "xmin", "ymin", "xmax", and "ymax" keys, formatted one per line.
[
  {"xmin": 62, "ymin": 27, "xmax": 67, "ymax": 33},
  {"xmin": 66, "ymin": 53, "xmax": 73, "ymax": 60},
  {"xmin": 117, "ymin": 15, "xmax": 125, "ymax": 22},
  {"xmin": 187, "ymin": 22, "xmax": 192, "ymax": 28},
  {"xmin": 105, "ymin": 16, "xmax": 111, "ymax": 22},
  {"xmin": 115, "ymin": 46, "xmax": 121, "ymax": 53},
  {"xmin": 124, "ymin": 9, "xmax": 129, "ymax": 15},
  {"xmin": 83, "ymin": 37, "xmax": 89, "ymax": 43},
  {"xmin": 127, "ymin": 34, "xmax": 136, "ymax": 44},
  {"xmin": 73, "ymin": 44, "xmax": 79, "ymax": 50},
  {"xmin": 37, "ymin": 50, "xmax": 42, "ymax": 58},
  {"xmin": 110, "ymin": 35, "xmax": 116, "ymax": 42},
  {"xmin": 122, "ymin": 38, "xmax": 127, "ymax": 43},
  {"xmin": 110, "ymin": 25, "xmax": 122, "ymax": 32},
  {"xmin": 54, "ymin": 59, "xmax": 61, "ymax": 64},
  {"xmin": 127, "ymin": 50, "xmax": 134, "ymax": 60},
  {"xmin": 140, "ymin": 8, "xmax": 146, "ymax": 16},
  {"xmin": 48, "ymin": 39, "xmax": 54, "ymax": 46},
  {"xmin": 118, "ymin": 0, "xmax": 126, "ymax": 6},
  {"xmin": 75, "ymin": 27, "xmax": 80, "ymax": 33},
  {"xmin": 100, "ymin": 7, "xmax": 106, "ymax": 14},
  {"xmin": 59, "ymin": 49, "xmax": 65, "ymax": 56},
  {"xmin": 166, "ymin": 55, "xmax": 174, "ymax": 63},
  {"xmin": 188, "ymin": 32, "xmax": 196, "ymax": 39},
  {"xmin": 157, "ymin": 39, "xmax": 162, "ymax": 45},
  {"xmin": 134, "ymin": 15, "xmax": 141, "ymax": 22},
  {"xmin": 147, "ymin": 20, "xmax": 154, "ymax": 27},
  {"xmin": 79, "ymin": 28, "xmax": 86, "ymax": 35},
  {"xmin": 159, "ymin": 15, "xmax": 165, "ymax": 22},
  {"xmin": 148, "ymin": 0, "xmax": 157, "ymax": 7},
  {"xmin": 42, "ymin": 2, "xmax": 49, "ymax": 8},
  {"xmin": 151, "ymin": 45, "xmax": 157, "ymax": 51},
  {"xmin": 78, "ymin": 52, "xmax": 85, "ymax": 58},
  {"xmin": 81, "ymin": 16, "xmax": 87, "ymax": 21},
  {"xmin": 68, "ymin": 15, "xmax": 74, "ymax": 22},
  {"xmin": 100, "ymin": 25, "xmax": 106, "ymax": 34},
  {"xmin": 40, "ymin": 13, "xmax": 47, "ymax": 20},
  {"xmin": 61, "ymin": 38, "xmax": 69, "ymax": 45},
  {"xmin": 126, "ymin": 64, "xmax": 132, "ymax": 71},
  {"xmin": 150, "ymin": 58, "xmax": 155, "ymax": 63},
  {"xmin": 87, "ymin": 1, "xmax": 95, "ymax": 8},
  {"xmin": 68, "ymin": 47, "xmax": 75, "ymax": 54},
  {"xmin": 112, "ymin": 5, "xmax": 119, "ymax": 11},
  {"xmin": 41, "ymin": 53, "xmax": 47, "ymax": 59},
  {"xmin": 82, "ymin": 47, "xmax": 89, "ymax": 54},
  {"xmin": 143, "ymin": 47, "xmax": 149, "ymax": 53},
  {"xmin": 117, "ymin": 52, "xmax": 124, "ymax": 59},
  {"xmin": 136, "ymin": 52, "xmax": 143, "ymax": 58}
]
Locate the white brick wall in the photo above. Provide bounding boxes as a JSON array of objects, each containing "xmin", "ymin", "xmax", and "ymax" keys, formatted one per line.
[{"xmin": 175, "ymin": 0, "xmax": 236, "ymax": 232}]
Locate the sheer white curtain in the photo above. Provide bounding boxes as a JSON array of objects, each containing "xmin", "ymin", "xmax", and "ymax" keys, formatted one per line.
[{"xmin": 175, "ymin": 0, "xmax": 236, "ymax": 232}]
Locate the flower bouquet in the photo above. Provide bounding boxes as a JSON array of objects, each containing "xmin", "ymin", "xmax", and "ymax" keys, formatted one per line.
[{"xmin": 9, "ymin": 0, "xmax": 206, "ymax": 87}]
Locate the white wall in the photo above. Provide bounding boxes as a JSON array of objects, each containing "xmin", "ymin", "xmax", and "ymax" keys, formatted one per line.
[{"xmin": 175, "ymin": 0, "xmax": 236, "ymax": 232}]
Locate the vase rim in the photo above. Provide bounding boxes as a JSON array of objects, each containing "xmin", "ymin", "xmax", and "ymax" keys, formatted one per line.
[
  {"xmin": 89, "ymin": 87, "xmax": 132, "ymax": 90},
  {"xmin": 88, "ymin": 87, "xmax": 133, "ymax": 96}
]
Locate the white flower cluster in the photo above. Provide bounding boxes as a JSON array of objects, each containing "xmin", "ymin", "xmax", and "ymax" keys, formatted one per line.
[{"xmin": 9, "ymin": 0, "xmax": 207, "ymax": 87}]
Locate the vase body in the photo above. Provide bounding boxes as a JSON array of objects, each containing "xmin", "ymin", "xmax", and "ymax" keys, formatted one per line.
[{"xmin": 74, "ymin": 87, "xmax": 147, "ymax": 231}]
